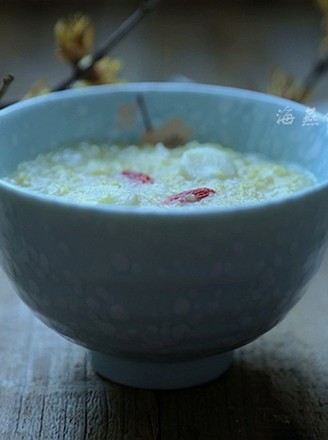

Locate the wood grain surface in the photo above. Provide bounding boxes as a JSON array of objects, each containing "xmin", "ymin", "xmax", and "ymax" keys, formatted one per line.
[{"xmin": 1, "ymin": 251, "xmax": 328, "ymax": 440}]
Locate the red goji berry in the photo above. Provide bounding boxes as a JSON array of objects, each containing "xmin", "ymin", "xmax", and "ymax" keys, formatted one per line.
[
  {"xmin": 164, "ymin": 187, "xmax": 216, "ymax": 204},
  {"xmin": 122, "ymin": 170, "xmax": 154, "ymax": 184}
]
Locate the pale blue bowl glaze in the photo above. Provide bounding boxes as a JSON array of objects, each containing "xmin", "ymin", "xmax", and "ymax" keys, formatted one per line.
[{"xmin": 1, "ymin": 83, "xmax": 328, "ymax": 389}]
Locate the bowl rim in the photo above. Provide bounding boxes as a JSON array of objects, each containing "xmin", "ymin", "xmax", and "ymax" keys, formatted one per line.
[
  {"xmin": 0, "ymin": 81, "xmax": 316, "ymax": 114},
  {"xmin": 0, "ymin": 81, "xmax": 327, "ymax": 218}
]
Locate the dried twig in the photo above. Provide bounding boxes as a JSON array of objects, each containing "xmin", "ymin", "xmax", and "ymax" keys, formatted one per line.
[
  {"xmin": 53, "ymin": 0, "xmax": 161, "ymax": 91},
  {"xmin": 297, "ymin": 56, "xmax": 328, "ymax": 102},
  {"xmin": 0, "ymin": 75, "xmax": 14, "ymax": 101},
  {"xmin": 137, "ymin": 93, "xmax": 192, "ymax": 147},
  {"xmin": 136, "ymin": 94, "xmax": 153, "ymax": 132},
  {"xmin": 0, "ymin": 0, "xmax": 161, "ymax": 109}
]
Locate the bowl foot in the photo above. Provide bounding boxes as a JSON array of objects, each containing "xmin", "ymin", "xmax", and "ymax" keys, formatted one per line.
[{"xmin": 89, "ymin": 350, "xmax": 233, "ymax": 389}]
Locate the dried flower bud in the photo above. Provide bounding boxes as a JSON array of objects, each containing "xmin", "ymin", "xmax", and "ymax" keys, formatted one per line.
[
  {"xmin": 54, "ymin": 13, "xmax": 94, "ymax": 65},
  {"xmin": 23, "ymin": 79, "xmax": 51, "ymax": 99},
  {"xmin": 75, "ymin": 56, "xmax": 123, "ymax": 86},
  {"xmin": 267, "ymin": 68, "xmax": 310, "ymax": 103},
  {"xmin": 141, "ymin": 118, "xmax": 193, "ymax": 148}
]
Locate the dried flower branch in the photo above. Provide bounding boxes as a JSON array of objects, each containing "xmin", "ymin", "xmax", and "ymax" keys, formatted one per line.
[
  {"xmin": 53, "ymin": 12, "xmax": 123, "ymax": 88},
  {"xmin": 0, "ymin": 74, "xmax": 14, "ymax": 101},
  {"xmin": 137, "ymin": 94, "xmax": 192, "ymax": 147},
  {"xmin": 141, "ymin": 118, "xmax": 193, "ymax": 148},
  {"xmin": 136, "ymin": 94, "xmax": 154, "ymax": 132},
  {"xmin": 299, "ymin": 56, "xmax": 328, "ymax": 102},
  {"xmin": 0, "ymin": 0, "xmax": 161, "ymax": 108},
  {"xmin": 267, "ymin": 68, "xmax": 310, "ymax": 103},
  {"xmin": 268, "ymin": 1, "xmax": 328, "ymax": 103},
  {"xmin": 53, "ymin": 0, "xmax": 161, "ymax": 92},
  {"xmin": 267, "ymin": 57, "xmax": 328, "ymax": 105},
  {"xmin": 74, "ymin": 57, "xmax": 123, "ymax": 87}
]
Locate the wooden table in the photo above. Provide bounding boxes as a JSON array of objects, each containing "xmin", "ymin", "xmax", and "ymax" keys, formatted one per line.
[{"xmin": 1, "ymin": 251, "xmax": 328, "ymax": 439}]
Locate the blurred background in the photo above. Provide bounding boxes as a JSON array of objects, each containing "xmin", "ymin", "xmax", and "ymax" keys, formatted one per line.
[{"xmin": 0, "ymin": 0, "xmax": 327, "ymax": 108}]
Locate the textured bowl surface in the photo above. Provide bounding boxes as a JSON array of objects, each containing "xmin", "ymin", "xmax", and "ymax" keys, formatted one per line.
[{"xmin": 1, "ymin": 83, "xmax": 328, "ymax": 387}]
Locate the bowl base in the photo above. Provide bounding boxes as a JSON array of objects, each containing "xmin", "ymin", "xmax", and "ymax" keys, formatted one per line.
[{"xmin": 89, "ymin": 350, "xmax": 233, "ymax": 389}]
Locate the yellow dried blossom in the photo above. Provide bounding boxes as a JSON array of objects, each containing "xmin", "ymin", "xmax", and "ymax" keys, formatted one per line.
[
  {"xmin": 315, "ymin": 0, "xmax": 328, "ymax": 13},
  {"xmin": 267, "ymin": 68, "xmax": 309, "ymax": 103},
  {"xmin": 319, "ymin": 14, "xmax": 328, "ymax": 54},
  {"xmin": 23, "ymin": 79, "xmax": 51, "ymax": 99},
  {"xmin": 54, "ymin": 13, "xmax": 94, "ymax": 65},
  {"xmin": 75, "ymin": 56, "xmax": 123, "ymax": 86},
  {"xmin": 141, "ymin": 118, "xmax": 193, "ymax": 148}
]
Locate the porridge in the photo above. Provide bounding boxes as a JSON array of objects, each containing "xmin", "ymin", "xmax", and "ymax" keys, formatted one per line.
[{"xmin": 4, "ymin": 141, "xmax": 316, "ymax": 208}]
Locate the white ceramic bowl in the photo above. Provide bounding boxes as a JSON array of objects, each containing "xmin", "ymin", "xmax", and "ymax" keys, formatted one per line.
[{"xmin": 0, "ymin": 83, "xmax": 328, "ymax": 389}]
